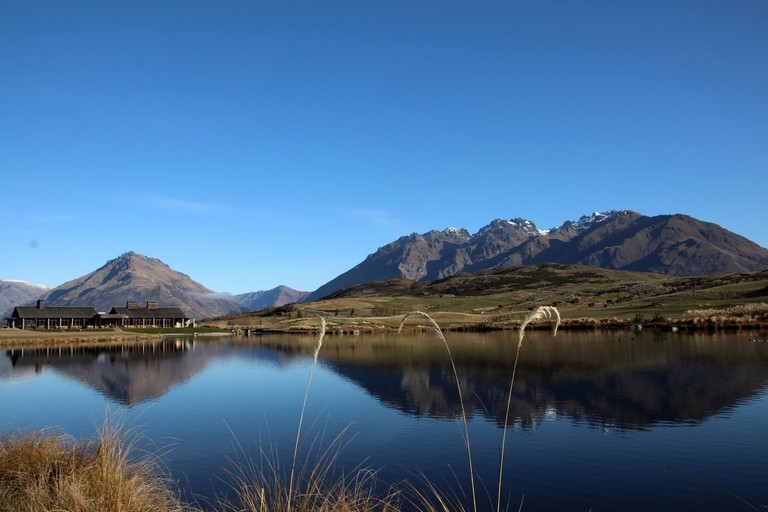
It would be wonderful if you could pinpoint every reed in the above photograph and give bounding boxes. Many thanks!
[287,316,327,512]
[496,306,560,512]
[228,315,398,512]
[217,427,399,512]
[398,311,477,512]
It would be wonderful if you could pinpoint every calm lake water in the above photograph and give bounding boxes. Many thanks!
[1,330,767,511]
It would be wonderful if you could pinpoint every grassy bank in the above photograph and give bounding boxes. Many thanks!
[202,266,768,334]
[203,302,768,335]
[0,427,190,512]
[0,328,164,349]
[0,327,230,349]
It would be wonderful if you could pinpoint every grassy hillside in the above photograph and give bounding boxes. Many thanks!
[204,264,768,332]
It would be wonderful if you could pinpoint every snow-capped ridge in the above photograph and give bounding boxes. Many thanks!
[475,217,546,238]
[1,280,48,289]
[550,209,626,233]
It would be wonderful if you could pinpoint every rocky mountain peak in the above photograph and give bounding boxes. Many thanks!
[305,209,768,300]
[550,209,635,234]
[37,252,243,319]
[443,227,471,240]
[471,218,543,244]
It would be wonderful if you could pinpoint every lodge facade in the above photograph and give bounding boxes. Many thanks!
[6,300,190,329]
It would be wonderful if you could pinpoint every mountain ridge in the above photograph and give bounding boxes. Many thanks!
[3,210,766,317]
[235,286,309,310]
[306,210,768,301]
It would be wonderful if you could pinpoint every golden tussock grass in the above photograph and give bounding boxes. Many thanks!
[0,425,190,512]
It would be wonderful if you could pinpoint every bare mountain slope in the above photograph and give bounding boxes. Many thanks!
[235,285,309,311]
[507,212,768,275]
[40,252,244,319]
[306,210,768,301]
[0,281,49,318]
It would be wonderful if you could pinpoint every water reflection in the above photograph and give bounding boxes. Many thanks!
[256,331,768,430]
[5,340,211,405]
[3,332,768,429]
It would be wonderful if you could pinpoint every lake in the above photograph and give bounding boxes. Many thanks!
[1,330,767,511]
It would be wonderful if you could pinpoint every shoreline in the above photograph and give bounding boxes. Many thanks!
[2,318,766,349]
[0,328,164,349]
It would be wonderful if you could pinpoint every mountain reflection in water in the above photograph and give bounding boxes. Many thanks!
[264,331,768,429]
[4,339,287,406]
[2,331,768,511]
[6,331,767,429]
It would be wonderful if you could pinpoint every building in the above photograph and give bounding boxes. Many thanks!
[7,300,98,329]
[108,301,189,328]
[6,300,190,329]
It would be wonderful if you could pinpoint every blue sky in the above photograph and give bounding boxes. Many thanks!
[2,1,766,294]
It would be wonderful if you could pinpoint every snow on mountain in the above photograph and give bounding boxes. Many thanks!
[550,210,626,234]
[1,280,50,319]
[2,280,48,289]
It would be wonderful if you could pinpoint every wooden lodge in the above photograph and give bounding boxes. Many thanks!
[7,300,190,329]
[8,301,97,330]
[108,301,188,328]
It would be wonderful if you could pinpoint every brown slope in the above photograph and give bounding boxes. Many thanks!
[306,228,472,301]
[41,252,244,319]
[306,219,545,302]
[509,213,768,276]
[0,281,49,318]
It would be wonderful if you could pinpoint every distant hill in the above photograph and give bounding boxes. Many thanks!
[38,252,245,319]
[0,280,49,319]
[306,210,768,301]
[235,286,309,311]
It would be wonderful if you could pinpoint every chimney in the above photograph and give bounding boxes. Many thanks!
[147,301,158,310]
[126,301,139,309]
[37,300,45,309]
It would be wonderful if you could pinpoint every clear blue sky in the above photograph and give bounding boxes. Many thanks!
[2,1,767,294]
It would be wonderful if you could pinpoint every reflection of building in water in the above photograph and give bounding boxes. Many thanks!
[5,339,207,405]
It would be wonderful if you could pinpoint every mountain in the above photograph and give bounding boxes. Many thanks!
[235,286,309,311]
[306,210,768,301]
[38,252,244,319]
[0,280,49,319]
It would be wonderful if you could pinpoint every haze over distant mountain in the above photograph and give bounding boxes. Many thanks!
[306,210,768,301]
[38,252,245,319]
[0,280,49,319]
[235,286,309,311]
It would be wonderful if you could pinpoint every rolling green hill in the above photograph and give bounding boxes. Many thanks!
[207,263,768,332]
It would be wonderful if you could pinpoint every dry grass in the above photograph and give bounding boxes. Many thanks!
[398,311,477,512]
[497,306,559,511]
[215,316,402,512]
[0,426,189,512]
[396,308,560,512]
[683,303,768,318]
[216,431,400,512]
[679,303,768,330]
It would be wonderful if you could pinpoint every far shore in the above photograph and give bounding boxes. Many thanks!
[0,328,166,349]
[3,314,767,350]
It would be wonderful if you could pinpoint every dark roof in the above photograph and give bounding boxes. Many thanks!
[109,307,187,319]
[11,306,98,319]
